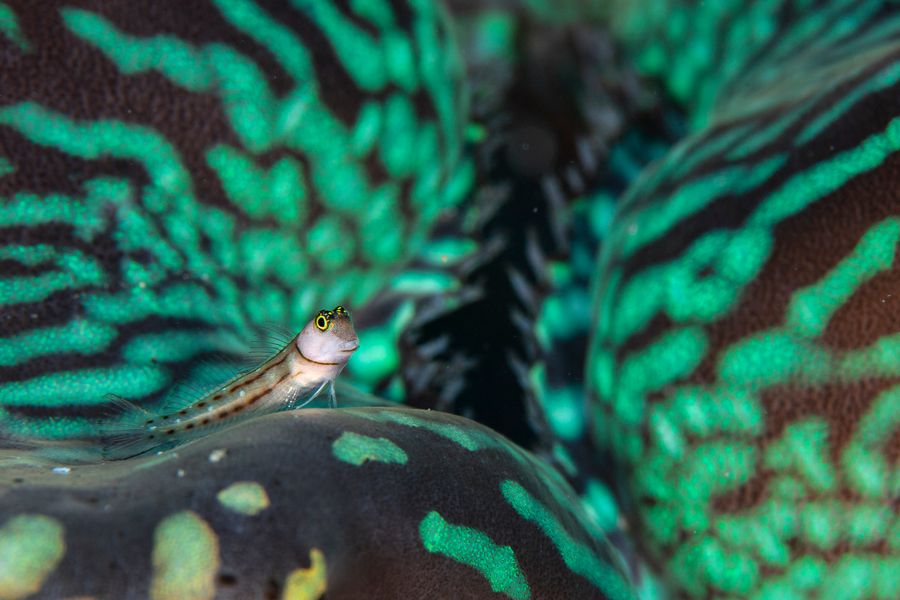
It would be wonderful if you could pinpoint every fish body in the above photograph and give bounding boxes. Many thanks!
[105,307,359,457]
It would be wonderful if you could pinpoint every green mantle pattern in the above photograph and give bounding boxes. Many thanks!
[589,1,900,597]
[0,0,473,440]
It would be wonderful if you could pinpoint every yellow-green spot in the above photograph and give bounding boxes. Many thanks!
[217,481,271,516]
[419,511,530,600]
[151,511,220,600]
[282,548,327,600]
[332,431,407,466]
[0,514,65,600]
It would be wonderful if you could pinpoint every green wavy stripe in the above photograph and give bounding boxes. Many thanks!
[500,480,634,600]
[419,511,531,600]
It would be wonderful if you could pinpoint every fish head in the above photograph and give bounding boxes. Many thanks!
[296,305,360,364]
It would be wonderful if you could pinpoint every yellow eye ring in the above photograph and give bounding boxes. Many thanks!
[315,314,329,331]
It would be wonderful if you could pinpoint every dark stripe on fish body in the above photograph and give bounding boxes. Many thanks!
[227,350,290,392]
[238,369,292,409]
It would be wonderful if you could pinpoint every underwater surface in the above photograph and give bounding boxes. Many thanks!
[0,0,898,598]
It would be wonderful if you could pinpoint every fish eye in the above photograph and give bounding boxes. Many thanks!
[315,314,329,331]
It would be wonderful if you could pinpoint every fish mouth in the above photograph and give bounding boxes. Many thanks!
[339,342,360,353]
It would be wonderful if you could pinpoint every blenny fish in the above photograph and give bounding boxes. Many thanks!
[104,306,359,458]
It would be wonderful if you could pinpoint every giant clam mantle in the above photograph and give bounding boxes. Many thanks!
[1,1,898,599]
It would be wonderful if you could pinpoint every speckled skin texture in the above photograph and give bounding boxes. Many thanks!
[0,408,631,599]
